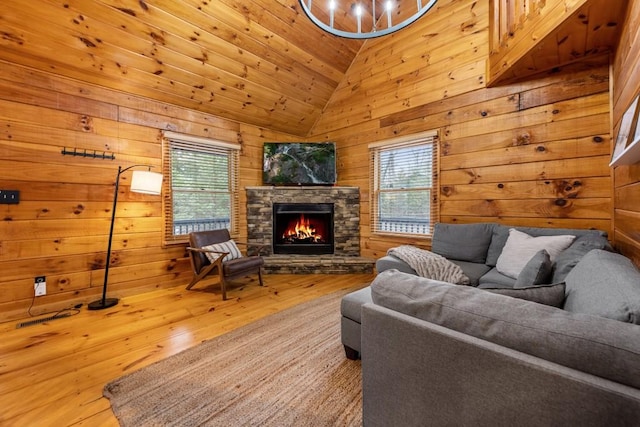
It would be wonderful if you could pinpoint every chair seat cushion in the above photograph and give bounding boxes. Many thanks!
[223,256,264,275]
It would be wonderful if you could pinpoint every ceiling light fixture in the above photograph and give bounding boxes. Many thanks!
[299,0,438,39]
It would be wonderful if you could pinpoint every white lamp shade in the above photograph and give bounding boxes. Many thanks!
[130,170,163,195]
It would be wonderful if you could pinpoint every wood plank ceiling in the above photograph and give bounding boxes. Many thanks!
[0,0,628,137]
[0,0,364,137]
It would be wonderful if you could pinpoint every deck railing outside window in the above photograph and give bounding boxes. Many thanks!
[173,218,231,236]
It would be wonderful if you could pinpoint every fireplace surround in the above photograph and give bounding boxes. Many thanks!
[246,186,374,274]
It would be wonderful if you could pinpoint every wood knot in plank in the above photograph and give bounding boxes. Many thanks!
[78,37,96,48]
[2,32,25,45]
[513,133,531,146]
[116,8,137,16]
[554,180,581,199]
[441,186,454,197]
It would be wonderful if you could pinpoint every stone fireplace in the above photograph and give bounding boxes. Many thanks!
[246,186,374,273]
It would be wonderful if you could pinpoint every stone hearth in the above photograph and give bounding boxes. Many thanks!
[246,186,374,274]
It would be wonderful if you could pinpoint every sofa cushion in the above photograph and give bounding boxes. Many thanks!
[477,268,516,288]
[551,234,613,283]
[448,260,492,287]
[514,250,552,287]
[341,286,372,323]
[564,249,640,324]
[496,229,575,279]
[484,283,566,307]
[431,223,495,263]
[370,270,640,390]
[485,226,607,267]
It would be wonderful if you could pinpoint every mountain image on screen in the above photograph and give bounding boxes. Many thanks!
[263,143,336,185]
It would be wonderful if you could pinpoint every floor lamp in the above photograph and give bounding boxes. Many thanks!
[88,165,163,310]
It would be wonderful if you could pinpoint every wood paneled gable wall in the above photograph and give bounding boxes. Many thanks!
[0,0,638,322]
[0,60,300,321]
[309,0,613,259]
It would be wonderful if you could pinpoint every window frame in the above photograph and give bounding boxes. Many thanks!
[369,130,439,238]
[162,131,241,245]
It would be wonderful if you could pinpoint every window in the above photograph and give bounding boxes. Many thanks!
[369,131,439,236]
[162,131,240,244]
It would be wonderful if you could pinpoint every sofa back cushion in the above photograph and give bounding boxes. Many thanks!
[431,222,495,263]
[370,270,640,389]
[551,234,613,283]
[485,226,607,267]
[564,249,640,324]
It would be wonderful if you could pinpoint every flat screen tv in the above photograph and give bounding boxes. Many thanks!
[263,142,337,186]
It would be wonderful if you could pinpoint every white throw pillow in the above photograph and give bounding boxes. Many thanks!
[496,229,575,279]
[202,240,243,263]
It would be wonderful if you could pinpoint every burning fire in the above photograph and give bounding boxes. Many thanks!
[282,214,323,242]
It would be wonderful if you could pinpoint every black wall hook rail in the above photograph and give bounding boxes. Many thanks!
[61,147,115,160]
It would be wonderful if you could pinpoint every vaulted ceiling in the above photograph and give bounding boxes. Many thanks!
[0,0,366,137]
[0,0,629,138]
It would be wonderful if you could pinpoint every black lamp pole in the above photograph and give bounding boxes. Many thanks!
[88,165,157,310]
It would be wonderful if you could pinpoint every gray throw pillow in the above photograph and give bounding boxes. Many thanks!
[431,223,494,263]
[551,234,613,283]
[514,249,552,287]
[370,269,640,390]
[485,283,566,308]
[564,249,640,324]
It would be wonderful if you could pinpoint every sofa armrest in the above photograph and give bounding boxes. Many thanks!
[361,303,640,427]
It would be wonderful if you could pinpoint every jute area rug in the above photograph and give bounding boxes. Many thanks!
[104,290,362,426]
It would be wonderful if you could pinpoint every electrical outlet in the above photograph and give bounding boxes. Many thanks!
[34,276,46,297]
[0,190,20,205]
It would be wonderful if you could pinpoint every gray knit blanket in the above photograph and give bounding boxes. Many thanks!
[387,245,470,285]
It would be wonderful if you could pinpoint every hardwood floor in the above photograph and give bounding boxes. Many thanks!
[0,273,374,426]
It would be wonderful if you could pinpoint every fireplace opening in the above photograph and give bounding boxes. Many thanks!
[273,203,334,255]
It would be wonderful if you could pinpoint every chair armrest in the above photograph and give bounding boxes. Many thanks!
[234,242,268,256]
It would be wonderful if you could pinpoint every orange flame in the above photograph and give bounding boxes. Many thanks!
[283,214,322,242]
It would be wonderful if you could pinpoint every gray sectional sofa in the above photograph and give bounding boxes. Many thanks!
[340,223,640,425]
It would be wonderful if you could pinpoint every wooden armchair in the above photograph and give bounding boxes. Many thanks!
[186,229,265,300]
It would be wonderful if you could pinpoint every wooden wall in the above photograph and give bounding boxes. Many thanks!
[308,0,612,260]
[0,61,296,322]
[1,0,629,322]
[611,1,640,266]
